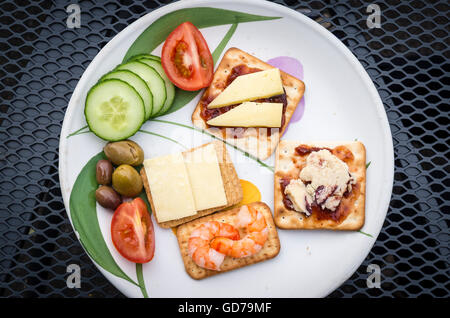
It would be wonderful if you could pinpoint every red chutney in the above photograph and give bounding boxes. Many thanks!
[200,64,288,133]
[281,144,358,223]
[312,182,360,222]
[295,144,354,163]
[279,178,296,211]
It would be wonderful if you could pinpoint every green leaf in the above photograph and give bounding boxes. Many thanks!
[136,263,148,298]
[163,88,201,116]
[138,191,152,214]
[69,152,139,287]
[163,23,239,116]
[211,23,239,63]
[122,7,281,62]
[366,161,371,169]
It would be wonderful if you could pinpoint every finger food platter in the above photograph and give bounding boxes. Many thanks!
[59,0,394,298]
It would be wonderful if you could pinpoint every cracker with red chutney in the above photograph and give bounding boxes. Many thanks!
[192,47,305,161]
[274,140,366,230]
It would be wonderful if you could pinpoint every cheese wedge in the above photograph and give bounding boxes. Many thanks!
[143,153,197,222]
[183,143,227,211]
[207,68,284,109]
[207,102,283,127]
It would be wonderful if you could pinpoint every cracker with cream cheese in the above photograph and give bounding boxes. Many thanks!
[274,141,366,230]
[192,47,305,161]
[141,141,243,228]
[176,202,280,280]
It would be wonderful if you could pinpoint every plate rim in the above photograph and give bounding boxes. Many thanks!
[59,0,394,298]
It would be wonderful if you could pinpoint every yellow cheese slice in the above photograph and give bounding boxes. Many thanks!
[207,68,284,109]
[183,143,227,211]
[144,153,197,222]
[206,102,283,127]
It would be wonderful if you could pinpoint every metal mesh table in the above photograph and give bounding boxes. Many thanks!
[0,0,448,298]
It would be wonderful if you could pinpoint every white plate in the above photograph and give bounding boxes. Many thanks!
[59,0,394,297]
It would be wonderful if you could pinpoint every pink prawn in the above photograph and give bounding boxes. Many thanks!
[210,205,268,258]
[188,221,240,271]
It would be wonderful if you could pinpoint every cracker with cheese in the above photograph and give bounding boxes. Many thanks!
[192,47,305,161]
[176,202,280,280]
[141,141,243,228]
[274,141,366,230]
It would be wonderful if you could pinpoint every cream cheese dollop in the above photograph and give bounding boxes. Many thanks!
[284,149,355,215]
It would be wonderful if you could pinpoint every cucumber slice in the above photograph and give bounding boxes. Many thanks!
[85,79,145,141]
[100,70,153,120]
[116,61,166,117]
[138,58,175,116]
[129,54,161,62]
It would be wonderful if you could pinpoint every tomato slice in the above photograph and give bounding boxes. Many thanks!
[111,198,155,263]
[161,22,214,91]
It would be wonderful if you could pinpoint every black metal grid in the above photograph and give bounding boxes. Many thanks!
[0,0,448,298]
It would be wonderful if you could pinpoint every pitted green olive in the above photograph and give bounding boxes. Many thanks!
[103,140,144,166]
[112,164,143,197]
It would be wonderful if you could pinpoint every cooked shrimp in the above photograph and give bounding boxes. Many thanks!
[188,221,240,271]
[210,205,268,258]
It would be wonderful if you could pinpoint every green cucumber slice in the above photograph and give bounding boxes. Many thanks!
[100,70,153,120]
[129,54,161,62]
[138,58,175,116]
[116,61,166,117]
[85,79,145,141]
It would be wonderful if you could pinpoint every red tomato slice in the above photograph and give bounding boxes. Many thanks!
[161,22,214,91]
[111,197,155,263]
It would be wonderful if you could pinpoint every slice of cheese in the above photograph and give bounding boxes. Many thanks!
[207,102,283,127]
[144,153,197,222]
[183,143,227,211]
[207,68,284,109]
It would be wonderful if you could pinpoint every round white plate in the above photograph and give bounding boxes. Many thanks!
[59,0,394,297]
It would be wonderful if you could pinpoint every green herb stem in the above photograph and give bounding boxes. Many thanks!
[358,230,373,238]
[151,119,275,172]
[138,129,187,149]
[67,125,89,138]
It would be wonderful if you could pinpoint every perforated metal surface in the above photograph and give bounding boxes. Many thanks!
[0,0,448,298]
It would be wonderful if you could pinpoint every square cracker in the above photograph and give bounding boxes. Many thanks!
[192,47,305,161]
[176,202,280,280]
[140,141,243,228]
[274,141,366,230]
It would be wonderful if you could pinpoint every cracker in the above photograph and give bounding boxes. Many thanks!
[141,141,243,228]
[176,202,280,280]
[274,141,366,230]
[192,47,305,160]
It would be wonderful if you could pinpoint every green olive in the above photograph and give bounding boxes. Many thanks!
[112,164,143,197]
[103,140,144,166]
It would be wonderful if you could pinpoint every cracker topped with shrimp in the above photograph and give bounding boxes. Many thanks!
[176,202,280,280]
